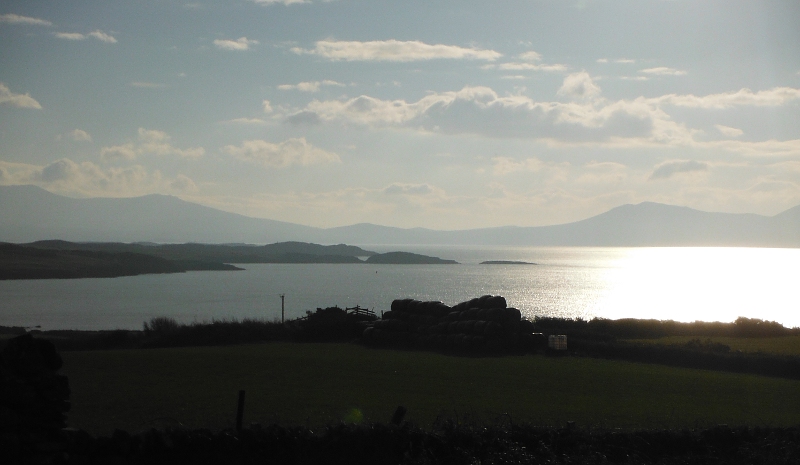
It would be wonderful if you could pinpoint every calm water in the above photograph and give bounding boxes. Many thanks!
[1,247,798,330]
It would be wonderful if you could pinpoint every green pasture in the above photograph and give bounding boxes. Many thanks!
[61,343,800,435]
[624,335,800,356]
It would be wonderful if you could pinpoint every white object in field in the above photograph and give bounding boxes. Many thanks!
[548,334,568,350]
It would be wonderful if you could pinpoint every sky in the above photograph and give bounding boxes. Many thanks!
[1,0,799,230]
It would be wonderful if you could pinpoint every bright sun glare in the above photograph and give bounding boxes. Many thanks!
[594,248,800,327]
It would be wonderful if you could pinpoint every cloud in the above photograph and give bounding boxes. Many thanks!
[278,80,345,92]
[55,30,117,43]
[100,145,137,161]
[653,87,800,109]
[55,32,86,40]
[0,159,198,197]
[222,138,340,168]
[0,13,52,26]
[557,72,601,99]
[289,83,661,142]
[715,125,743,138]
[518,51,542,62]
[640,67,687,76]
[169,174,198,192]
[69,129,92,142]
[214,37,258,51]
[100,128,205,161]
[383,183,434,196]
[491,157,568,176]
[291,39,501,62]
[262,100,274,113]
[699,139,800,158]
[649,160,709,180]
[88,30,117,43]
[486,62,567,72]
[130,82,166,88]
[283,81,798,152]
[0,83,42,109]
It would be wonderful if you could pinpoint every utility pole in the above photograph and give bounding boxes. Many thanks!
[279,294,285,323]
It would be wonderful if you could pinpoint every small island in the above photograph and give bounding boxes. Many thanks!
[480,260,537,265]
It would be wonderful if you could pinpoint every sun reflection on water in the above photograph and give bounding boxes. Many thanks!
[592,247,800,326]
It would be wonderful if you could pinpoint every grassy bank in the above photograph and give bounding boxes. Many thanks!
[62,342,800,435]
[624,335,800,356]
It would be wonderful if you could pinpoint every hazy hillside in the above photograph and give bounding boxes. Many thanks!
[1,185,798,247]
[0,185,320,244]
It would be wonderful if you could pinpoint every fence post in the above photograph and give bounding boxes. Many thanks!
[236,390,245,432]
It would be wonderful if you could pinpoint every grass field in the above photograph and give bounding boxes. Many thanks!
[624,335,800,356]
[60,342,800,435]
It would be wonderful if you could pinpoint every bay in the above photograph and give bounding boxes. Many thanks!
[1,246,798,330]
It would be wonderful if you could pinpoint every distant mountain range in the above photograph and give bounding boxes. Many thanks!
[2,185,799,247]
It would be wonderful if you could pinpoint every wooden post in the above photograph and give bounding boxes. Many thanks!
[280,294,285,323]
[236,390,245,432]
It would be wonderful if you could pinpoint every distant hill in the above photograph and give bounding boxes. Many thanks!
[0,242,240,280]
[0,185,319,244]
[1,185,798,247]
[24,240,375,263]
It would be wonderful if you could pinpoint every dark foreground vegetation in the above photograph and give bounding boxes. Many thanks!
[14,421,800,464]
[3,294,800,380]
[3,332,800,464]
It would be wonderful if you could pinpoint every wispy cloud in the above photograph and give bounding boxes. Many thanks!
[213,37,258,50]
[286,79,664,143]
[653,87,800,109]
[649,160,709,180]
[715,125,743,138]
[0,83,42,109]
[0,159,198,197]
[54,30,117,43]
[100,128,204,161]
[597,58,636,64]
[485,62,567,72]
[283,79,800,154]
[557,72,601,99]
[640,67,687,76]
[382,183,435,196]
[277,80,345,92]
[55,32,86,40]
[69,129,92,142]
[223,138,340,168]
[88,30,117,43]
[518,51,542,61]
[291,39,502,62]
[0,13,52,26]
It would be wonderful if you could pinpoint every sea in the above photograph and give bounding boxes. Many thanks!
[1,246,798,331]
